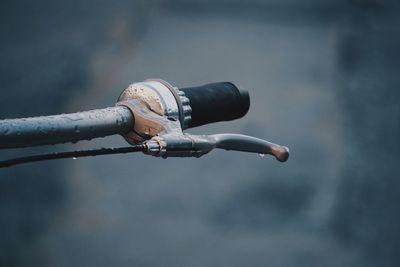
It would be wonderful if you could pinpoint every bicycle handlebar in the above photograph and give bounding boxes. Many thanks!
[0,107,134,149]
[0,80,250,149]
[0,79,290,165]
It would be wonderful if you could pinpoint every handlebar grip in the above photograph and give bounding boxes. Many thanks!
[181,82,250,128]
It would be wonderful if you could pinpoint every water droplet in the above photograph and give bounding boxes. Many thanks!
[74,126,80,133]
[259,153,265,158]
[72,157,77,160]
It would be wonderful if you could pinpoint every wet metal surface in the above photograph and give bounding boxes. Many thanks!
[0,107,133,148]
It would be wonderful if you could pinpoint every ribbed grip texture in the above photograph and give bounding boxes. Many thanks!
[181,82,250,128]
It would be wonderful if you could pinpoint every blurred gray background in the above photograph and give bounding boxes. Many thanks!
[1,0,399,266]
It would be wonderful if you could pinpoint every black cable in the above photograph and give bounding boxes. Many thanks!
[0,145,145,168]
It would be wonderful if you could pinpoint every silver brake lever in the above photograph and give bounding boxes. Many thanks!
[143,133,289,162]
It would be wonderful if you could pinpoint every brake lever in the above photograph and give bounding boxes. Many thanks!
[144,133,289,162]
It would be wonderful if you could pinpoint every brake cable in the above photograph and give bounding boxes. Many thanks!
[0,79,289,168]
[0,145,145,168]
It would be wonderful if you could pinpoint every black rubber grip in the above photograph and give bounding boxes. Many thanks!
[181,82,250,128]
